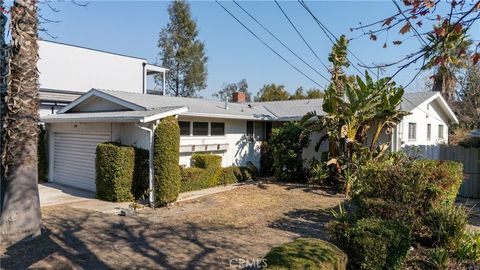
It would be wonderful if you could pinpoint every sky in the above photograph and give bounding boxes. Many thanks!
[4,0,480,99]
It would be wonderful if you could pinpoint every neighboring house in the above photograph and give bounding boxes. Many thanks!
[41,88,458,192]
[391,91,458,150]
[37,40,167,116]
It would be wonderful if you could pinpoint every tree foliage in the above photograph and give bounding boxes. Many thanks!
[453,63,480,130]
[351,0,480,89]
[158,0,208,97]
[289,87,324,100]
[255,83,290,102]
[213,78,251,102]
[302,36,408,191]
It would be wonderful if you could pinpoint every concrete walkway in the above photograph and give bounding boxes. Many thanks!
[39,182,244,214]
[39,183,131,214]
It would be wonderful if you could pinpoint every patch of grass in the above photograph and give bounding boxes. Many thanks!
[263,238,347,270]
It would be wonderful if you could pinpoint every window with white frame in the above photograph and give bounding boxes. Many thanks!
[408,123,416,140]
[438,124,444,139]
[246,121,254,139]
[427,124,431,141]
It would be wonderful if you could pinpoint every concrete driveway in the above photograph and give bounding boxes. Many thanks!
[39,182,94,207]
[38,183,131,214]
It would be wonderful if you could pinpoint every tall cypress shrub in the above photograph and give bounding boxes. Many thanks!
[154,116,181,205]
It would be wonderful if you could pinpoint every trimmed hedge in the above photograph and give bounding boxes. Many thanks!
[263,238,347,270]
[181,153,222,192]
[154,116,181,205]
[191,153,222,169]
[96,142,135,202]
[220,166,239,185]
[330,218,411,270]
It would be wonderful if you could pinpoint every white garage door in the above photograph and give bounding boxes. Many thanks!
[53,132,110,191]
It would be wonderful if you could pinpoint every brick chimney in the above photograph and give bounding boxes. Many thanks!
[232,92,246,103]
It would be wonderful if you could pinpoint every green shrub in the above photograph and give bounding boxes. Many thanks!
[154,116,181,205]
[220,167,240,185]
[239,166,255,181]
[132,147,149,199]
[456,231,480,263]
[308,160,329,185]
[37,124,48,183]
[180,167,212,192]
[331,218,411,270]
[427,248,449,270]
[352,159,463,235]
[263,238,347,270]
[191,153,222,169]
[95,142,135,202]
[269,121,309,181]
[424,204,467,249]
[180,154,222,192]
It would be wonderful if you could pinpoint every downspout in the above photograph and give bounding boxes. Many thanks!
[137,123,155,208]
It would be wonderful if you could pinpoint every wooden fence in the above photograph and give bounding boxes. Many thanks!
[403,145,480,198]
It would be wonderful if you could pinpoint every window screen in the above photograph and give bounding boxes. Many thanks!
[211,122,225,136]
[179,121,190,136]
[193,122,208,136]
[246,121,254,138]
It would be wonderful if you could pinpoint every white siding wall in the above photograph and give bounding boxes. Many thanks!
[177,116,261,168]
[399,100,450,147]
[38,41,145,93]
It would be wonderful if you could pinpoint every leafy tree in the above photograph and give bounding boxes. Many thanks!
[302,37,408,192]
[158,0,208,97]
[255,83,290,102]
[289,87,306,100]
[289,87,324,100]
[453,63,480,130]
[213,78,251,102]
[306,88,324,99]
[1,0,42,244]
[423,24,472,103]
[351,1,479,91]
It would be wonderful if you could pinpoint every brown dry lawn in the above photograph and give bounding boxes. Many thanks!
[0,182,344,270]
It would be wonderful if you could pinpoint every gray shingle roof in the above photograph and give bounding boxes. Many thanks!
[94,89,276,120]
[400,91,438,111]
[254,99,324,120]
[41,106,185,123]
[39,90,82,103]
[48,89,439,123]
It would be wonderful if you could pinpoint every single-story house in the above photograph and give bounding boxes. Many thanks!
[41,88,458,195]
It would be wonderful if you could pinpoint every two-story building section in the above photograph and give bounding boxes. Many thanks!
[38,40,167,116]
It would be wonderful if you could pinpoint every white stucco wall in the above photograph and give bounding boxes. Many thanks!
[38,41,145,93]
[398,99,450,147]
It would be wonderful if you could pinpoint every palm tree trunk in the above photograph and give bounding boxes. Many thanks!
[1,0,41,244]
[1,0,8,193]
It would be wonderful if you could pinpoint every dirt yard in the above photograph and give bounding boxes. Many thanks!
[0,183,344,270]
